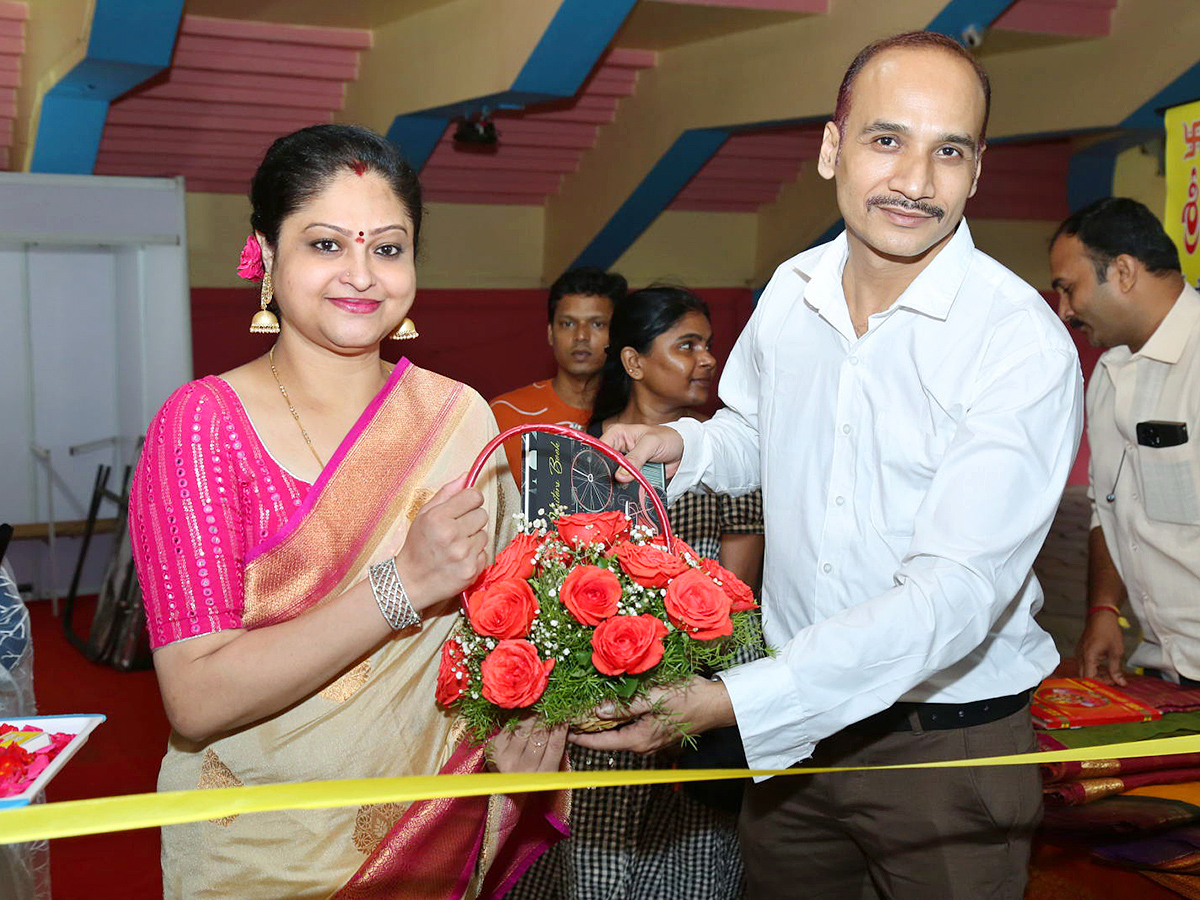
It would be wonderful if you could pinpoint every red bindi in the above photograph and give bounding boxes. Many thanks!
[355,231,365,243]
[351,160,367,176]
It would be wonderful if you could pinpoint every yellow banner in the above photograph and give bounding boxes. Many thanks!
[1,734,1199,845]
[1165,98,1200,289]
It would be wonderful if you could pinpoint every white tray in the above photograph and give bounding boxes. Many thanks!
[0,714,106,809]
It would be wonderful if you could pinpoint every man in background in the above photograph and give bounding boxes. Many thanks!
[1050,197,1200,686]
[490,266,626,486]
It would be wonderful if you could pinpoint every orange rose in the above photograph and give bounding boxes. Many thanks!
[664,568,733,640]
[559,564,622,626]
[471,532,541,593]
[480,639,555,708]
[614,541,689,589]
[466,578,539,639]
[435,639,467,707]
[700,559,758,612]
[556,511,630,550]
[591,614,668,676]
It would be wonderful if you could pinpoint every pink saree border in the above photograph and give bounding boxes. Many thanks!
[243,357,412,565]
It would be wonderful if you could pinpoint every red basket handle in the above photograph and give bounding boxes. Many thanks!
[463,424,675,601]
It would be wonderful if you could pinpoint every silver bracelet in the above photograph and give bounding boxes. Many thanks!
[368,558,421,631]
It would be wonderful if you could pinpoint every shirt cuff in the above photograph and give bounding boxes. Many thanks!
[663,418,707,503]
[718,655,816,777]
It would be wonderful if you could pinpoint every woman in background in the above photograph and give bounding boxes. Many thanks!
[509,285,765,900]
[129,124,566,900]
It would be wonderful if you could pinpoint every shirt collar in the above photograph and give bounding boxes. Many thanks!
[793,219,975,327]
[1133,284,1200,365]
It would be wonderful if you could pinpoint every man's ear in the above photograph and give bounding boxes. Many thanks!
[546,322,554,348]
[620,346,642,380]
[1112,253,1139,293]
[816,121,840,181]
[967,141,985,199]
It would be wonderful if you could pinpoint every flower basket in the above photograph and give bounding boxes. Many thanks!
[437,425,759,739]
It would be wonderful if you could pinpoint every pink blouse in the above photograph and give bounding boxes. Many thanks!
[129,377,310,649]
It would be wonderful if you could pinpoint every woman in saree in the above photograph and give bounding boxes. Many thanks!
[128,124,567,900]
[509,287,764,900]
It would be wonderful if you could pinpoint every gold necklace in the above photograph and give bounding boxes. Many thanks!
[268,346,325,469]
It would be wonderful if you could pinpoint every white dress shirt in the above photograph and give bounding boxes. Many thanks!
[668,221,1083,771]
[1087,284,1200,681]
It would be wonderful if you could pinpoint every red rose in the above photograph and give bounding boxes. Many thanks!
[535,537,573,572]
[559,564,622,626]
[466,578,539,639]
[700,559,758,612]
[471,532,541,593]
[480,639,555,708]
[556,511,630,550]
[664,568,733,640]
[591,614,668,676]
[651,537,700,565]
[436,639,467,707]
[614,541,689,589]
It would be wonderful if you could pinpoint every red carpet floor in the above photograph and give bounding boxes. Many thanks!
[27,597,168,899]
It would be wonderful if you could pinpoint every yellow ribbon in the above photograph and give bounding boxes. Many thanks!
[2,734,1198,845]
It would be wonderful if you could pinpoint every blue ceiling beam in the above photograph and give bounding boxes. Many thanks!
[1065,60,1200,211]
[387,0,637,169]
[925,0,1016,42]
[30,0,185,174]
[570,128,731,270]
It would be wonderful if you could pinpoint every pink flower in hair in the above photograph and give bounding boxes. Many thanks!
[236,235,265,280]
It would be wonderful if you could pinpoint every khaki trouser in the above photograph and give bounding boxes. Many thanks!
[739,705,1041,900]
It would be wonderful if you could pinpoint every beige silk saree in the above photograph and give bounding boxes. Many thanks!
[158,360,567,899]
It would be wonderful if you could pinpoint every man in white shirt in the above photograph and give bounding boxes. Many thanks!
[1050,198,1200,687]
[575,31,1082,899]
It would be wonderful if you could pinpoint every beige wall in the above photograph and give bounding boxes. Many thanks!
[1113,141,1166,219]
[969,219,1059,292]
[613,209,757,287]
[185,192,547,289]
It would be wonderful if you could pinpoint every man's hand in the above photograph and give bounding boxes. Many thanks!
[599,424,685,483]
[1077,610,1127,686]
[569,676,735,754]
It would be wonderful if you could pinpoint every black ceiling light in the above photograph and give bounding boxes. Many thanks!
[453,115,499,152]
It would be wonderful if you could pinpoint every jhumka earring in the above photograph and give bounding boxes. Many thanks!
[390,317,418,340]
[249,271,280,334]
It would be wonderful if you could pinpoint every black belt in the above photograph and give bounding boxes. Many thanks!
[843,689,1032,735]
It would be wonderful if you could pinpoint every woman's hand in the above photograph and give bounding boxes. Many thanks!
[488,719,568,773]
[395,474,490,612]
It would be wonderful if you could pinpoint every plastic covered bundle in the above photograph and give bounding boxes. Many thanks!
[0,559,51,900]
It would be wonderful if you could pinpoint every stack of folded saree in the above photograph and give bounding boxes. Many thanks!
[1035,675,1200,897]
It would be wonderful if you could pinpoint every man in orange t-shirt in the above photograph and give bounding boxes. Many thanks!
[490,266,627,487]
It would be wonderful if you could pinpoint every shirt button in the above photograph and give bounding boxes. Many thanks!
[842,424,851,434]
[849,356,859,366]
[822,563,832,573]
[835,496,845,506]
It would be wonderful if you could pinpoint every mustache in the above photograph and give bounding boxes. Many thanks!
[1067,317,1086,330]
[866,195,945,221]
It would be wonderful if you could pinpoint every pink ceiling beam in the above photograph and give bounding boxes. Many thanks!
[667,123,822,211]
[179,15,371,49]
[425,191,553,206]
[94,14,368,188]
[421,45,657,207]
[992,0,1117,38]
[0,0,23,171]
